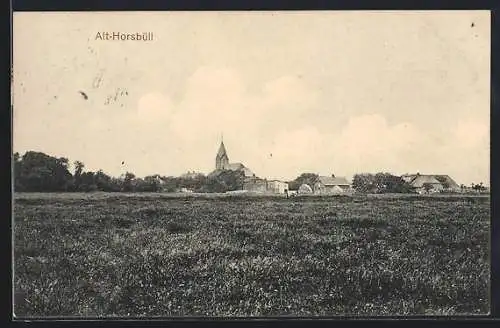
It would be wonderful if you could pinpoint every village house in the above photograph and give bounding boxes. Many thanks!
[266,180,289,194]
[243,177,268,193]
[313,175,352,194]
[401,173,460,194]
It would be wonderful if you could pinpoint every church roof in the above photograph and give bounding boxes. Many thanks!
[227,163,254,177]
[227,163,244,170]
[217,141,228,158]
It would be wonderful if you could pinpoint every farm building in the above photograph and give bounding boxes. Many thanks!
[313,175,352,194]
[267,180,289,194]
[298,184,313,194]
[243,178,289,194]
[243,177,268,193]
[401,173,460,194]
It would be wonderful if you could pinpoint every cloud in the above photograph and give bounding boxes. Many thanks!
[136,92,173,123]
[323,114,421,175]
[68,66,322,177]
[14,58,490,185]
[59,66,488,186]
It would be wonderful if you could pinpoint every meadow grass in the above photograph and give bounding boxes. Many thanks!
[13,193,490,317]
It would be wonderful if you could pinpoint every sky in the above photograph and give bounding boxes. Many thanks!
[12,11,490,185]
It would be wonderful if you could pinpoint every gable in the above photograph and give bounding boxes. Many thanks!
[409,175,442,188]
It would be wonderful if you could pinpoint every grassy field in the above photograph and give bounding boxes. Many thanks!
[13,193,490,317]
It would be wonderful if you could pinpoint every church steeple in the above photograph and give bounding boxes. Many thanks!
[215,136,229,170]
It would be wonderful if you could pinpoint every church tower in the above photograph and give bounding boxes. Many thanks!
[215,138,229,170]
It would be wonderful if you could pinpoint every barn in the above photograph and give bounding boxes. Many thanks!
[313,175,351,194]
[401,173,460,194]
[267,180,289,194]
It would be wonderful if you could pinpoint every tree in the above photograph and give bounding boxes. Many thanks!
[374,173,413,193]
[79,171,98,192]
[58,157,69,170]
[161,176,179,192]
[352,173,376,193]
[122,172,136,192]
[204,170,245,193]
[353,172,413,194]
[73,160,85,191]
[92,169,122,192]
[13,152,24,191]
[74,161,85,177]
[14,151,73,191]
[472,182,486,193]
[138,175,162,192]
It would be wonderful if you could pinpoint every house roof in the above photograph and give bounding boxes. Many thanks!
[408,175,442,188]
[402,174,460,189]
[269,179,288,184]
[317,176,350,186]
[434,175,460,189]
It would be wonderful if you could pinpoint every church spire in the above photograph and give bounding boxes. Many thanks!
[216,134,229,170]
[217,139,227,158]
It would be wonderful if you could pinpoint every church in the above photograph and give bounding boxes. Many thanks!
[210,139,289,194]
[213,139,255,178]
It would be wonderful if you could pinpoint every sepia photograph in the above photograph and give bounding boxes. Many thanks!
[12,11,490,317]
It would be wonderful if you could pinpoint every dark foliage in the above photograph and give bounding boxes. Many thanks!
[14,151,73,192]
[352,173,414,194]
[14,151,183,193]
[204,170,245,193]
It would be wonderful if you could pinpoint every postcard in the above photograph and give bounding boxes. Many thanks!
[12,11,491,318]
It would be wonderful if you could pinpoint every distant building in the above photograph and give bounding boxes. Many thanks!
[298,183,313,194]
[267,180,289,194]
[313,175,351,194]
[243,177,268,193]
[401,173,460,194]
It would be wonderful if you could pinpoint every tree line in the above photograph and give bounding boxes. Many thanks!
[13,150,486,194]
[13,151,245,193]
